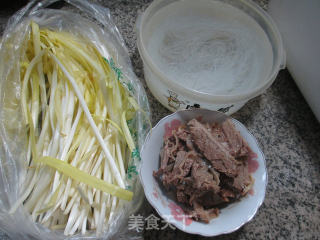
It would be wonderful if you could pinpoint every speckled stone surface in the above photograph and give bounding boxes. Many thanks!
[0,0,319,239]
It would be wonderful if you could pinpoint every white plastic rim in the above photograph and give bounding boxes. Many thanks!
[137,0,286,105]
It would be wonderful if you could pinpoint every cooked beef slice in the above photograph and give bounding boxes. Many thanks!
[188,119,238,177]
[219,163,251,195]
[221,119,251,157]
[160,135,176,168]
[165,151,196,187]
[188,201,219,223]
[175,177,195,204]
[191,158,220,194]
[209,167,220,185]
[197,191,225,208]
[233,162,251,194]
[220,188,236,202]
[176,126,195,151]
[154,118,254,223]
[210,122,230,149]
[154,131,182,178]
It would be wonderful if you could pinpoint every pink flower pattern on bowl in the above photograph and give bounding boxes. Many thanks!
[168,201,193,226]
[164,119,181,138]
[248,151,259,174]
[153,190,159,199]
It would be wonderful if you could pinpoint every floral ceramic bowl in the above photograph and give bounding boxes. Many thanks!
[139,109,267,236]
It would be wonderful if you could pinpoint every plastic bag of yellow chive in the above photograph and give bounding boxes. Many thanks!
[0,0,150,239]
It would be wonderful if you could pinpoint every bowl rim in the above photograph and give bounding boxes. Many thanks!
[136,0,285,104]
[139,109,268,236]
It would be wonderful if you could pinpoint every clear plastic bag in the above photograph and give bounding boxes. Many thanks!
[0,0,150,239]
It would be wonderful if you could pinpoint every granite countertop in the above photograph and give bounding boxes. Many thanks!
[0,0,319,239]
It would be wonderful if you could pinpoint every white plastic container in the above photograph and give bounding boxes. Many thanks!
[137,0,286,114]
[269,0,320,122]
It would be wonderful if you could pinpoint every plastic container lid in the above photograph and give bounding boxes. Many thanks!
[137,0,286,104]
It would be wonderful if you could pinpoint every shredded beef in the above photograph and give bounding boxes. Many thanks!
[188,201,219,223]
[176,126,195,151]
[221,120,251,157]
[153,118,254,223]
[188,119,238,177]
[191,158,220,194]
[233,162,252,194]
